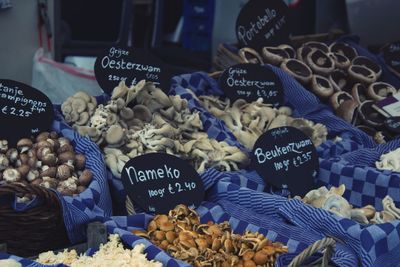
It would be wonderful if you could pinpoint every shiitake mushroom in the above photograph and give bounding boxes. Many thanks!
[280,59,313,84]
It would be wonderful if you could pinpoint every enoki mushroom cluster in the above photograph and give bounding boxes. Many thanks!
[62,81,248,174]
[133,204,288,267]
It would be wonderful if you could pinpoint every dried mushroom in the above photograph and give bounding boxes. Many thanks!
[198,96,328,148]
[302,185,400,224]
[62,81,248,175]
[133,205,288,267]
[0,133,93,200]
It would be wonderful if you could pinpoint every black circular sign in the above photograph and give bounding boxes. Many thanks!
[251,126,319,197]
[0,80,54,145]
[385,116,400,134]
[218,63,284,106]
[121,153,205,214]
[382,42,400,74]
[94,46,177,95]
[236,0,290,51]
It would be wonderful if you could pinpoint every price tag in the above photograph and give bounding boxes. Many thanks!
[218,63,283,105]
[385,116,400,134]
[94,46,182,95]
[0,80,54,144]
[236,0,290,51]
[251,126,318,196]
[121,153,205,214]
[383,42,400,75]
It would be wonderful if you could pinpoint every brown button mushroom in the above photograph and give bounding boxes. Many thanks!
[57,164,71,180]
[75,154,86,170]
[330,91,353,110]
[280,59,313,84]
[16,138,33,153]
[42,153,57,166]
[3,168,21,182]
[329,52,351,69]
[336,100,359,124]
[352,56,382,80]
[367,82,397,101]
[329,42,358,61]
[306,49,335,75]
[58,151,76,164]
[352,83,368,104]
[40,166,57,178]
[358,100,385,128]
[17,164,30,178]
[311,75,334,99]
[348,65,377,84]
[26,169,40,182]
[261,47,290,65]
[78,169,93,186]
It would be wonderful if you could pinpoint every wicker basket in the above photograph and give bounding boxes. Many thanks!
[0,182,70,257]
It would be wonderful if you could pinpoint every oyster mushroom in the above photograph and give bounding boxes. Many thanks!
[306,49,335,75]
[358,100,385,128]
[132,105,152,122]
[105,125,125,146]
[329,42,358,61]
[352,56,382,80]
[75,112,90,126]
[336,100,359,124]
[71,97,87,113]
[367,82,397,101]
[382,195,400,219]
[371,211,396,224]
[311,74,334,99]
[280,59,313,84]
[330,91,353,110]
[322,194,352,218]
[348,65,377,84]
[261,46,289,65]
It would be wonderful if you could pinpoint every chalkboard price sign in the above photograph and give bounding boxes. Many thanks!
[383,42,400,75]
[0,80,54,144]
[94,46,178,95]
[218,63,283,105]
[236,0,290,51]
[385,116,400,134]
[121,153,205,214]
[251,126,318,196]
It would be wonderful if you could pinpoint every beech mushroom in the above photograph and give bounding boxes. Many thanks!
[329,70,349,92]
[261,46,289,65]
[306,49,335,75]
[367,82,397,101]
[348,65,377,84]
[352,83,368,104]
[352,56,382,80]
[330,91,353,110]
[329,42,358,60]
[358,100,385,128]
[280,59,313,84]
[311,75,334,99]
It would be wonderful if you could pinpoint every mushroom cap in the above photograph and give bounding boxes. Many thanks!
[71,98,87,113]
[278,44,296,58]
[348,65,377,84]
[133,105,152,123]
[40,166,57,178]
[16,138,33,150]
[261,46,289,65]
[352,56,382,79]
[306,49,335,75]
[304,41,330,53]
[336,100,359,124]
[3,168,21,182]
[238,47,264,64]
[329,70,349,92]
[351,83,368,104]
[330,91,353,110]
[311,74,334,99]
[75,112,90,126]
[79,169,93,186]
[280,59,313,84]
[358,100,385,128]
[105,125,125,145]
[57,164,71,180]
[329,42,358,60]
[296,45,313,62]
[75,154,86,170]
[329,52,351,69]
[120,107,134,120]
[74,92,92,103]
[367,82,397,101]
[58,151,76,164]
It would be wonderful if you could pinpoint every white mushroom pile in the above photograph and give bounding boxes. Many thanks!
[61,81,248,175]
[0,132,93,199]
[36,234,162,267]
[300,184,400,224]
[197,96,328,149]
[376,148,400,172]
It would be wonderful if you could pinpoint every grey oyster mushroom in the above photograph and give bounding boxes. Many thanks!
[63,81,249,174]
[375,148,400,172]
[198,95,328,149]
[62,91,98,124]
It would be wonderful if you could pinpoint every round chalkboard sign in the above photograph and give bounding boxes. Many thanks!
[0,80,54,144]
[382,42,400,75]
[251,126,319,196]
[94,46,177,95]
[385,116,400,134]
[218,63,283,105]
[121,153,205,214]
[236,0,290,51]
